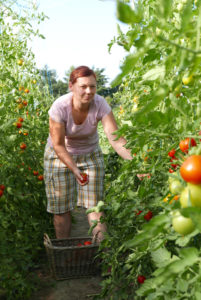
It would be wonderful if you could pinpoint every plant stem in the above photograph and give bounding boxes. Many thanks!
[196,6,201,51]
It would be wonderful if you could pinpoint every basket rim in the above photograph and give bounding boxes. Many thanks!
[44,235,99,250]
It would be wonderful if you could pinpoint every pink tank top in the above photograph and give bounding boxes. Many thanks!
[47,92,111,154]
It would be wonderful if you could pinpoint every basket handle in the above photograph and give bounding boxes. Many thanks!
[44,233,52,246]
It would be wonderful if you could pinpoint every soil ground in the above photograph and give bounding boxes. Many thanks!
[31,207,103,300]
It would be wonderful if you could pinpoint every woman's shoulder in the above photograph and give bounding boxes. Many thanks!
[94,94,108,106]
[52,92,72,108]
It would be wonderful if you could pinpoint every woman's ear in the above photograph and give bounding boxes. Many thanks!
[69,81,73,91]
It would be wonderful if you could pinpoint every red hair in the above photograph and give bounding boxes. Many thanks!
[69,66,96,84]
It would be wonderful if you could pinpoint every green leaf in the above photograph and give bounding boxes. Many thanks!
[137,247,199,296]
[181,1,193,32]
[160,0,173,18]
[176,278,188,292]
[151,247,171,268]
[133,87,168,121]
[124,214,170,248]
[142,65,165,81]
[116,1,142,24]
[111,51,145,87]
[176,229,199,247]
[143,49,161,64]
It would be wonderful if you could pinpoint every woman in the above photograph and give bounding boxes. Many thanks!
[44,66,132,242]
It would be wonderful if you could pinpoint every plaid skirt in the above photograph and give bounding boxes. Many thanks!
[43,144,105,214]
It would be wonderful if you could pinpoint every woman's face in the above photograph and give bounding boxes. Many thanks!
[69,75,97,104]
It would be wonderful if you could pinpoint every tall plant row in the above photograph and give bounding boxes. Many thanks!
[93,0,201,299]
[0,1,54,298]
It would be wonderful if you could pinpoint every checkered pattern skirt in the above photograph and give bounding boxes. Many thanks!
[43,145,105,214]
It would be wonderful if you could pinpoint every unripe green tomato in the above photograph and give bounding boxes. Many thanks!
[186,183,201,207]
[180,187,190,208]
[172,211,195,235]
[169,180,183,194]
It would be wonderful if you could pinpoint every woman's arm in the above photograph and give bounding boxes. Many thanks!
[101,111,133,160]
[49,117,86,184]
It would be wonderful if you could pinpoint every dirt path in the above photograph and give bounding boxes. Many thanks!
[31,208,102,300]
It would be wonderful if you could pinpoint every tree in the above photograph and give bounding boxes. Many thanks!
[39,65,68,98]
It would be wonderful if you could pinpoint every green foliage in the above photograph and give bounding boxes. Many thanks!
[93,0,201,299]
[0,1,53,298]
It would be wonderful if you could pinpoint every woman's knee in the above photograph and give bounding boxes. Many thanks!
[54,211,71,224]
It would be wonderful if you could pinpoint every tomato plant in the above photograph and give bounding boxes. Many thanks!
[96,1,201,299]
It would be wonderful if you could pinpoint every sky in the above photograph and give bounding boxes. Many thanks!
[29,0,128,84]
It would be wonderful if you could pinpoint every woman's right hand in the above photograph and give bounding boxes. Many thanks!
[74,168,89,186]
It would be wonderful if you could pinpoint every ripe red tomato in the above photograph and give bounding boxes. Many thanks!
[180,155,201,184]
[80,173,88,183]
[23,101,28,106]
[20,143,27,150]
[33,171,39,176]
[169,168,174,173]
[179,138,197,153]
[136,210,143,215]
[168,149,176,157]
[0,189,4,197]
[16,122,22,128]
[172,211,195,235]
[38,175,44,181]
[84,241,92,246]
[77,243,83,247]
[137,275,146,284]
[18,117,24,122]
[144,211,153,221]
[0,185,5,190]
[171,163,179,169]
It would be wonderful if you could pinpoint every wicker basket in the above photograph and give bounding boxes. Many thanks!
[44,233,101,280]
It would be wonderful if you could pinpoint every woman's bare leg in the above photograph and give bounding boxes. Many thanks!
[53,211,72,239]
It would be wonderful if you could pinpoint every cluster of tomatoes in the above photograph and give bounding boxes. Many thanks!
[17,163,44,181]
[0,184,5,198]
[168,137,197,173]
[15,64,36,150]
[136,209,153,221]
[16,84,30,110]
[30,169,44,181]
[167,137,201,235]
